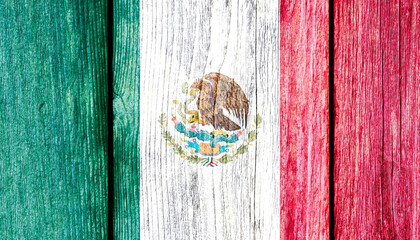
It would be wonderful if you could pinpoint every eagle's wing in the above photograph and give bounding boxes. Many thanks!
[214,75,249,128]
[196,81,216,126]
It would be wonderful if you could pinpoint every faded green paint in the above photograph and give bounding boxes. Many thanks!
[113,0,141,239]
[0,0,109,239]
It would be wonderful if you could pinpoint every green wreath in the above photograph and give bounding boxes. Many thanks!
[158,113,262,166]
[158,81,262,166]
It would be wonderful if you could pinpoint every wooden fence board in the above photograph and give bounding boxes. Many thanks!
[280,0,330,239]
[334,1,383,238]
[400,2,420,237]
[139,0,279,239]
[334,0,420,238]
[255,0,280,239]
[113,0,141,239]
[0,1,109,238]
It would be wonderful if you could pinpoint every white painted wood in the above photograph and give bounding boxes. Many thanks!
[255,1,280,239]
[140,0,280,239]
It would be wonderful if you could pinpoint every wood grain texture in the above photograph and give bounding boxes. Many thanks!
[280,0,330,239]
[334,0,420,238]
[400,1,420,238]
[255,1,280,239]
[113,0,141,239]
[0,1,109,238]
[140,0,279,239]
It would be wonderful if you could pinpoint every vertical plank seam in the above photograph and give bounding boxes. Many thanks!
[380,0,386,236]
[329,0,335,239]
[278,2,282,239]
[398,1,402,234]
[106,0,114,238]
[253,1,258,240]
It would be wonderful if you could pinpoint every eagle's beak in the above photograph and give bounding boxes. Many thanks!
[188,88,199,97]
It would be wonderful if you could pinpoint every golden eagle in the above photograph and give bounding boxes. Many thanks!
[188,73,249,131]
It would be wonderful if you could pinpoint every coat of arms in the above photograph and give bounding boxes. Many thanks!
[159,73,262,167]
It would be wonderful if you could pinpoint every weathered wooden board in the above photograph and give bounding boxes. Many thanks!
[280,0,330,239]
[139,0,279,239]
[400,1,420,238]
[0,1,109,238]
[113,0,141,239]
[334,0,420,238]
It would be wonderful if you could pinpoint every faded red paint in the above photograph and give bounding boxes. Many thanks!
[280,0,330,239]
[334,0,420,239]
